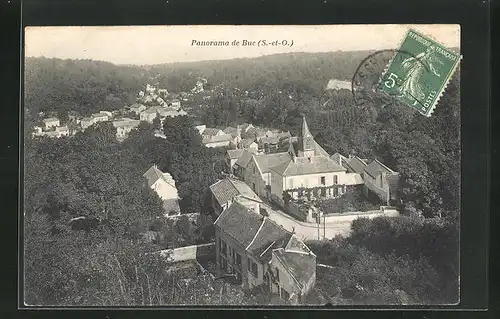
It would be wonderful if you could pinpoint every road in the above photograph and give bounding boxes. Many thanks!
[260,202,352,241]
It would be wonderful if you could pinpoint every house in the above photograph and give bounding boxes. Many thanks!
[140,107,160,123]
[158,108,187,119]
[331,153,364,188]
[80,117,95,130]
[168,99,181,109]
[202,128,224,137]
[226,149,245,173]
[55,125,70,137]
[99,110,113,118]
[91,113,109,123]
[268,117,348,205]
[202,134,234,148]
[239,138,258,152]
[215,201,316,303]
[195,125,206,135]
[258,136,280,153]
[143,165,181,216]
[130,103,147,115]
[42,117,60,130]
[209,178,262,216]
[362,159,400,205]
[112,118,141,140]
[239,151,292,198]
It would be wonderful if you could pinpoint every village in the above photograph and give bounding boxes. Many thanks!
[31,75,404,304]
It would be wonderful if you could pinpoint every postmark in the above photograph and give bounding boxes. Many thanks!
[378,29,461,117]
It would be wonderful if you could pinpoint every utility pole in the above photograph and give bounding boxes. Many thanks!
[323,213,326,239]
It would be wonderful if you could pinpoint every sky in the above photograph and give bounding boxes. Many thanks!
[25,25,460,65]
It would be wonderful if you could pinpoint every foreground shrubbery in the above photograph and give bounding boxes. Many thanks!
[316,187,380,214]
[306,215,459,305]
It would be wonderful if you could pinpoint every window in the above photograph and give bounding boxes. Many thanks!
[248,258,258,277]
[333,175,338,184]
[320,176,326,185]
[235,253,242,269]
[220,239,227,256]
[281,287,290,300]
[275,268,280,281]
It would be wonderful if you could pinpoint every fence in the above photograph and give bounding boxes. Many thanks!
[322,206,399,224]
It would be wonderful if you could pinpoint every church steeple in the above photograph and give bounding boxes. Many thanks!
[298,116,316,158]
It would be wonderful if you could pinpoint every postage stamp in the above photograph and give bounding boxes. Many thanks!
[379,29,461,117]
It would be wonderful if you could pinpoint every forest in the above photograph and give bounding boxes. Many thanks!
[24,51,460,305]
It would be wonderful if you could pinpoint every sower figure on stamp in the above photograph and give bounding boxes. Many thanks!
[398,46,443,106]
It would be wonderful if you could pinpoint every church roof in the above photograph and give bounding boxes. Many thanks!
[297,116,330,157]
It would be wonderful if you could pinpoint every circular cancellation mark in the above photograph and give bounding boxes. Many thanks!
[351,49,430,109]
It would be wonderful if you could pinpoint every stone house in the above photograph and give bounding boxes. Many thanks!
[214,201,316,304]
[202,134,234,148]
[236,150,292,198]
[130,103,147,115]
[143,165,181,216]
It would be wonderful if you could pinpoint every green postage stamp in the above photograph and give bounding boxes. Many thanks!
[379,29,461,117]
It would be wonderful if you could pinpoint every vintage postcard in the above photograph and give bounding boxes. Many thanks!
[23,25,460,307]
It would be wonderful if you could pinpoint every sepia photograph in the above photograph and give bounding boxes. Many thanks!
[23,25,461,307]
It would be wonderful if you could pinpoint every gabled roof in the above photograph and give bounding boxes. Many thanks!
[235,149,256,168]
[202,128,223,136]
[112,118,140,128]
[364,159,395,179]
[81,117,93,122]
[258,136,279,145]
[143,165,176,188]
[227,149,245,160]
[254,152,292,174]
[214,201,263,248]
[344,173,364,185]
[209,178,259,207]
[331,152,348,166]
[270,156,346,177]
[273,248,316,290]
[246,218,292,263]
[142,106,161,114]
[223,127,238,134]
[346,156,368,174]
[202,134,233,144]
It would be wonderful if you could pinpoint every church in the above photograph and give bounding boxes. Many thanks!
[268,116,356,205]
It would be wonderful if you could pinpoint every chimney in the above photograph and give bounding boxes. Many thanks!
[254,201,260,215]
[339,155,342,166]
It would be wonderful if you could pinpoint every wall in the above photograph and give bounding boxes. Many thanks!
[152,179,179,201]
[215,225,250,289]
[157,242,215,263]
[205,140,231,148]
[270,171,284,205]
[364,174,389,204]
[247,254,266,289]
[322,207,399,223]
[245,158,266,196]
[269,253,302,300]
[285,171,347,190]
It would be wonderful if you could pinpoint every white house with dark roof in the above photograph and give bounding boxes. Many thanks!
[143,165,181,216]
[214,201,316,304]
[209,178,262,216]
[268,117,348,205]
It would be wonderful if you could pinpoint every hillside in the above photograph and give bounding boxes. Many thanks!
[24,51,375,116]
